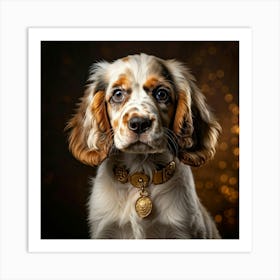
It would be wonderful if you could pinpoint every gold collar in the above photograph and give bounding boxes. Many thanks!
[113,161,176,218]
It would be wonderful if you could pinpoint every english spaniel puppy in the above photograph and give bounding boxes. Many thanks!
[67,53,221,239]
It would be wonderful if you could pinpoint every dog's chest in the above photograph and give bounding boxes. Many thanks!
[90,177,188,238]
[88,160,197,238]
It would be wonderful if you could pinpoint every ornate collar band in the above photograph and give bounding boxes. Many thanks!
[113,160,176,218]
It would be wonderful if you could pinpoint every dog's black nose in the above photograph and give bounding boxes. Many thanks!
[128,117,152,134]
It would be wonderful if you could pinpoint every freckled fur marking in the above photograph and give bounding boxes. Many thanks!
[112,75,131,89]
[122,111,143,127]
[122,56,130,62]
[122,112,129,128]
[112,119,119,129]
[143,76,160,91]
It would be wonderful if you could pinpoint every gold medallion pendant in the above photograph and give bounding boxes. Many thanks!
[135,196,152,218]
[130,173,153,218]
[113,161,176,219]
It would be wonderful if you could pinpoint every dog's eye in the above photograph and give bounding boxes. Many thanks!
[153,88,170,103]
[111,89,125,103]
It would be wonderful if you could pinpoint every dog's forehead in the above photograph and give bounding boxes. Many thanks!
[107,54,164,85]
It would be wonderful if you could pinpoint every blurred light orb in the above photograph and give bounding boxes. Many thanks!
[224,93,233,103]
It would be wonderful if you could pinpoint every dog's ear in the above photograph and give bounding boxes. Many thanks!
[66,62,113,167]
[167,60,221,167]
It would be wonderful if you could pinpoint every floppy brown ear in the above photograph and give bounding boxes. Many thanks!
[66,63,113,166]
[168,61,221,167]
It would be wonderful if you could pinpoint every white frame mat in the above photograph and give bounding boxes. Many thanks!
[28,27,252,253]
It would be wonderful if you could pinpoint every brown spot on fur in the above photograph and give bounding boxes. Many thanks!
[122,56,130,62]
[143,76,160,91]
[122,109,141,127]
[112,74,131,89]
[112,119,119,129]
[122,112,130,127]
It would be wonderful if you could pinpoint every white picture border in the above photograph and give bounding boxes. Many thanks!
[1,1,279,279]
[28,27,252,253]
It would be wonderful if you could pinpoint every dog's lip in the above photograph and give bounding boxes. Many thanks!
[124,141,151,149]
[121,141,160,153]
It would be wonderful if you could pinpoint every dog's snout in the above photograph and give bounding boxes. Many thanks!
[128,117,152,134]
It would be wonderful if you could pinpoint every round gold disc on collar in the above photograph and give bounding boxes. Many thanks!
[129,173,149,188]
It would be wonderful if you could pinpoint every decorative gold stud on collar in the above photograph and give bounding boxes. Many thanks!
[113,160,176,218]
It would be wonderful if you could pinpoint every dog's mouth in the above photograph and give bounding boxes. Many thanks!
[121,141,165,154]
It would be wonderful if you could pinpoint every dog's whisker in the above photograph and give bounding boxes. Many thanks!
[164,128,179,157]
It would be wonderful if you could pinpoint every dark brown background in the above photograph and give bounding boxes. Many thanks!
[41,41,239,239]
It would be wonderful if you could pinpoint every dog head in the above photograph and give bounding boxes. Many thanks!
[66,53,221,167]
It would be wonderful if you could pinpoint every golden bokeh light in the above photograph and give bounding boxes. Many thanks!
[201,83,211,94]
[220,185,229,194]
[218,160,227,169]
[231,106,239,116]
[228,102,237,110]
[214,214,223,223]
[220,185,239,203]
[224,93,233,103]
[229,177,238,186]
[208,72,216,81]
[216,70,224,79]
[219,142,228,151]
[231,125,239,135]
[220,174,229,183]
[224,208,236,218]
[233,147,239,156]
